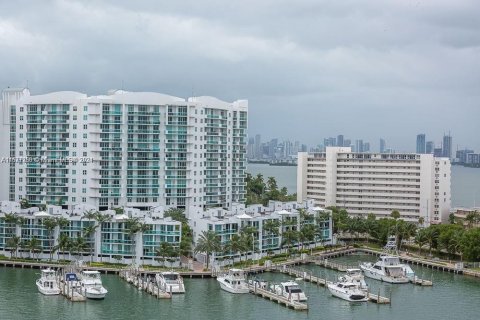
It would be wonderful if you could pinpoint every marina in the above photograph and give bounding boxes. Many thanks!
[2,253,479,320]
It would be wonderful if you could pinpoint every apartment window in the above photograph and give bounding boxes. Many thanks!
[83,115,87,121]
[72,179,76,183]
[83,125,88,130]
[83,143,87,148]
[82,197,86,203]
[82,188,86,193]
[82,170,87,175]
[20,107,24,112]
[73,143,77,147]
[72,188,76,192]
[83,133,87,139]
[73,115,77,120]
[72,197,76,202]
[73,106,77,111]
[83,106,88,112]
[82,179,86,184]
[73,125,77,130]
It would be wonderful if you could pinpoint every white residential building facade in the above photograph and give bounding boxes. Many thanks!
[4,89,247,211]
[297,147,451,225]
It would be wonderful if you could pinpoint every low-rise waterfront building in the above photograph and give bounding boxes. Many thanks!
[190,200,333,266]
[0,201,181,266]
[297,147,451,225]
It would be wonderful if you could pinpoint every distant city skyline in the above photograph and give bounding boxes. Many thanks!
[1,1,479,153]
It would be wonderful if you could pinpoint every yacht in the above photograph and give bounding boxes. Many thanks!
[79,270,108,299]
[36,269,60,295]
[339,268,369,292]
[217,269,250,294]
[155,271,185,294]
[360,255,409,283]
[271,281,307,302]
[327,280,368,302]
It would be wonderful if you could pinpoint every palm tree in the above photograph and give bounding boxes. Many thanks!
[155,242,177,267]
[81,209,98,221]
[124,217,141,265]
[224,234,244,264]
[94,212,111,262]
[281,229,298,256]
[390,210,401,220]
[418,216,425,227]
[6,235,21,258]
[72,236,87,261]
[58,233,71,261]
[425,227,439,256]
[82,224,98,263]
[194,230,221,269]
[299,224,315,250]
[27,237,41,260]
[414,229,428,254]
[465,212,478,229]
[42,217,57,261]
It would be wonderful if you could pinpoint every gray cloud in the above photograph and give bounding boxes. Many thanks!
[1,0,479,151]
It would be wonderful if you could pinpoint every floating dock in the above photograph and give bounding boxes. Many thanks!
[119,269,171,299]
[248,282,308,311]
[271,265,390,304]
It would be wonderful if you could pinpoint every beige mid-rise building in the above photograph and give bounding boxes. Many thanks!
[297,147,451,225]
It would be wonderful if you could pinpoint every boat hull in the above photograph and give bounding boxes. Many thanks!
[217,278,249,294]
[327,284,368,302]
[36,281,60,295]
[361,267,409,284]
[161,283,185,294]
[83,288,108,299]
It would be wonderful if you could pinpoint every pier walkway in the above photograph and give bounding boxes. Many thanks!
[248,283,308,310]
[119,269,171,299]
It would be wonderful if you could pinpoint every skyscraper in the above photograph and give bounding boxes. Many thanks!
[9,90,247,210]
[443,134,452,159]
[426,141,434,154]
[254,134,261,159]
[355,139,364,153]
[379,138,386,153]
[337,135,344,147]
[416,134,426,154]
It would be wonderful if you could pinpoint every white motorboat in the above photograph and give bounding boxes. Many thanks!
[327,280,368,302]
[155,271,185,294]
[36,269,60,295]
[79,270,108,299]
[217,269,250,294]
[360,255,409,284]
[271,281,307,302]
[339,268,369,292]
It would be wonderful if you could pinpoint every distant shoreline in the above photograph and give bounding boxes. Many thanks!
[452,163,480,169]
[248,161,297,167]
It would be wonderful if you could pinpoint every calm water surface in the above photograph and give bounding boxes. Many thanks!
[247,163,480,207]
[1,254,479,320]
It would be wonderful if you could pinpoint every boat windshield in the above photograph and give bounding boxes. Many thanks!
[163,274,178,281]
[285,285,302,293]
[385,266,404,277]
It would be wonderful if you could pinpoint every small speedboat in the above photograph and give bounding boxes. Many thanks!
[217,269,249,294]
[36,269,60,295]
[270,281,307,302]
[79,270,108,299]
[327,280,368,302]
[156,271,185,294]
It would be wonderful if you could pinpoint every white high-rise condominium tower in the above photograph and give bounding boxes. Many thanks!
[6,90,247,210]
[297,147,451,225]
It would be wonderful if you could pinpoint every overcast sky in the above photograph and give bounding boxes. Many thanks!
[1,0,479,152]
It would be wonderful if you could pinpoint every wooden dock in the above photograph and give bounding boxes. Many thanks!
[119,269,171,299]
[311,258,357,272]
[271,265,390,304]
[248,283,308,310]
